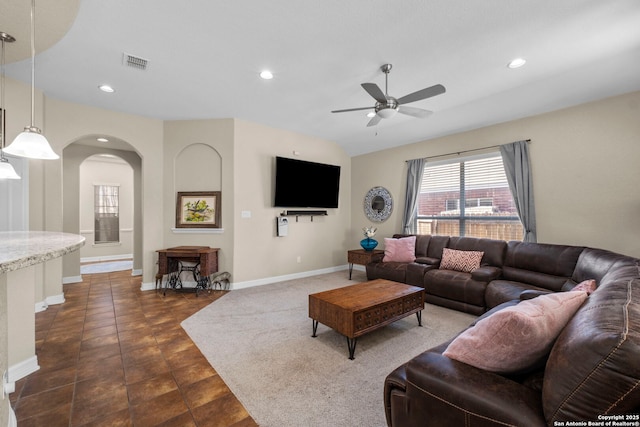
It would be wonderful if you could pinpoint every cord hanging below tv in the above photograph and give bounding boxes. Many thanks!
[274,156,340,209]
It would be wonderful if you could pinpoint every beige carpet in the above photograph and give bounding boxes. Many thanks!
[182,271,476,427]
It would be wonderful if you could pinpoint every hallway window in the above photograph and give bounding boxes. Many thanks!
[94,184,119,243]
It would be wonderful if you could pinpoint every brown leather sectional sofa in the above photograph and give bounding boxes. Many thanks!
[366,234,640,426]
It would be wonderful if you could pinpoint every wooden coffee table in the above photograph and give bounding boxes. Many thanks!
[309,279,425,359]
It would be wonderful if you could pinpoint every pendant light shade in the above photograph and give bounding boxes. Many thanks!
[0,157,20,179]
[5,127,58,159]
[3,0,58,160]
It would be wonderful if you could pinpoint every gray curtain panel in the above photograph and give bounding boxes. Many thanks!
[402,158,426,234]
[500,140,537,242]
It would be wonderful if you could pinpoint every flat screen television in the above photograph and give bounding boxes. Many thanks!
[274,156,340,208]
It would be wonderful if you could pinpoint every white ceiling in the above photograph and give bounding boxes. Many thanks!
[2,0,640,156]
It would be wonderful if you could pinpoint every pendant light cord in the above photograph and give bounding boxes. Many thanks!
[1,35,6,153]
[29,0,36,129]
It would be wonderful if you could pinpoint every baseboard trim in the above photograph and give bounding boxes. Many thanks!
[8,406,17,427]
[46,293,65,306]
[140,265,351,292]
[80,254,133,263]
[232,265,348,290]
[63,275,83,284]
[8,355,39,382]
[140,281,156,291]
[35,301,48,313]
[132,268,143,277]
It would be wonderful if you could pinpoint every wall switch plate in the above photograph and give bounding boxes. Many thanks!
[241,210,251,218]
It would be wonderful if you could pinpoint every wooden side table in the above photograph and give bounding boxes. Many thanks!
[347,249,384,279]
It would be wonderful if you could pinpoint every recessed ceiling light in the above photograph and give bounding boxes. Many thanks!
[99,84,115,93]
[97,138,109,143]
[259,70,273,80]
[507,58,526,69]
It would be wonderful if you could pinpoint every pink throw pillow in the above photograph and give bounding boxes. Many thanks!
[443,291,588,374]
[572,279,597,295]
[383,236,416,263]
[439,248,484,273]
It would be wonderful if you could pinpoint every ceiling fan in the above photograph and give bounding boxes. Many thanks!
[331,64,446,127]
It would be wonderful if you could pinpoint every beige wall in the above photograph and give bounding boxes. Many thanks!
[162,119,235,276]
[42,98,163,286]
[78,157,134,260]
[352,91,640,258]
[162,118,352,284]
[232,119,352,283]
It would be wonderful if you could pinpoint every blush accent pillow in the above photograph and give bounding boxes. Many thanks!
[572,279,597,295]
[439,248,484,273]
[383,236,416,263]
[443,291,588,374]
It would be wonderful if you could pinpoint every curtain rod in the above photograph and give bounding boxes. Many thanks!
[406,139,531,162]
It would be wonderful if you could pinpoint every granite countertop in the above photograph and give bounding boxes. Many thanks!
[0,231,85,274]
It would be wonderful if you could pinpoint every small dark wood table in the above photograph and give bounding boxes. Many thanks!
[309,279,425,359]
[156,246,219,295]
[347,249,384,279]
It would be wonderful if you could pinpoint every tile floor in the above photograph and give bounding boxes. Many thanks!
[10,268,258,427]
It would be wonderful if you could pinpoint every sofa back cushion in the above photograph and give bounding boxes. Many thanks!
[448,236,506,267]
[543,259,640,423]
[427,235,450,259]
[502,241,584,291]
[392,234,450,261]
[569,247,633,285]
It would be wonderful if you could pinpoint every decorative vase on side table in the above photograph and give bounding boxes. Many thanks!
[360,226,378,251]
[360,237,378,251]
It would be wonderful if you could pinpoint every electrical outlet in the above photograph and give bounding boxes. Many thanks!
[296,256,301,263]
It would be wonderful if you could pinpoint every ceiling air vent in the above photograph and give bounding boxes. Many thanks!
[123,53,148,71]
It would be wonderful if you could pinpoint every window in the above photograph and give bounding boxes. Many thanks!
[94,185,119,243]
[416,154,523,240]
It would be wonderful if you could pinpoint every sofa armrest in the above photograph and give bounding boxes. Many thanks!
[415,256,440,266]
[519,289,551,301]
[386,350,546,427]
[368,252,385,263]
[471,265,502,282]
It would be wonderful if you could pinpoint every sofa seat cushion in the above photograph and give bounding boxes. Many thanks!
[443,291,588,375]
[415,256,439,266]
[485,280,551,309]
[424,269,487,307]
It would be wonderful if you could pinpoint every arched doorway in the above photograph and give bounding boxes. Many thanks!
[62,136,142,281]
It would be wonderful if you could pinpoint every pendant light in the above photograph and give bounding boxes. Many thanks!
[0,32,20,179]
[3,0,59,160]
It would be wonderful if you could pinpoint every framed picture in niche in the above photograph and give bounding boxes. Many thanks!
[175,191,221,228]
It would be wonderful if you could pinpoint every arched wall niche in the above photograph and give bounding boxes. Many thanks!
[174,143,222,192]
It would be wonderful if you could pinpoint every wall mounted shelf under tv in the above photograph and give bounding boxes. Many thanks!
[280,210,328,222]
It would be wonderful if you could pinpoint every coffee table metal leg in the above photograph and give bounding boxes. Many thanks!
[349,263,354,279]
[416,310,422,326]
[346,337,357,360]
[312,320,319,337]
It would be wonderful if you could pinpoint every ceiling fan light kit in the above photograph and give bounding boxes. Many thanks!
[332,63,445,127]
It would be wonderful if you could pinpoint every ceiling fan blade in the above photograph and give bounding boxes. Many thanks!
[361,83,387,103]
[331,106,374,113]
[397,106,433,118]
[396,84,446,105]
[366,115,382,127]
